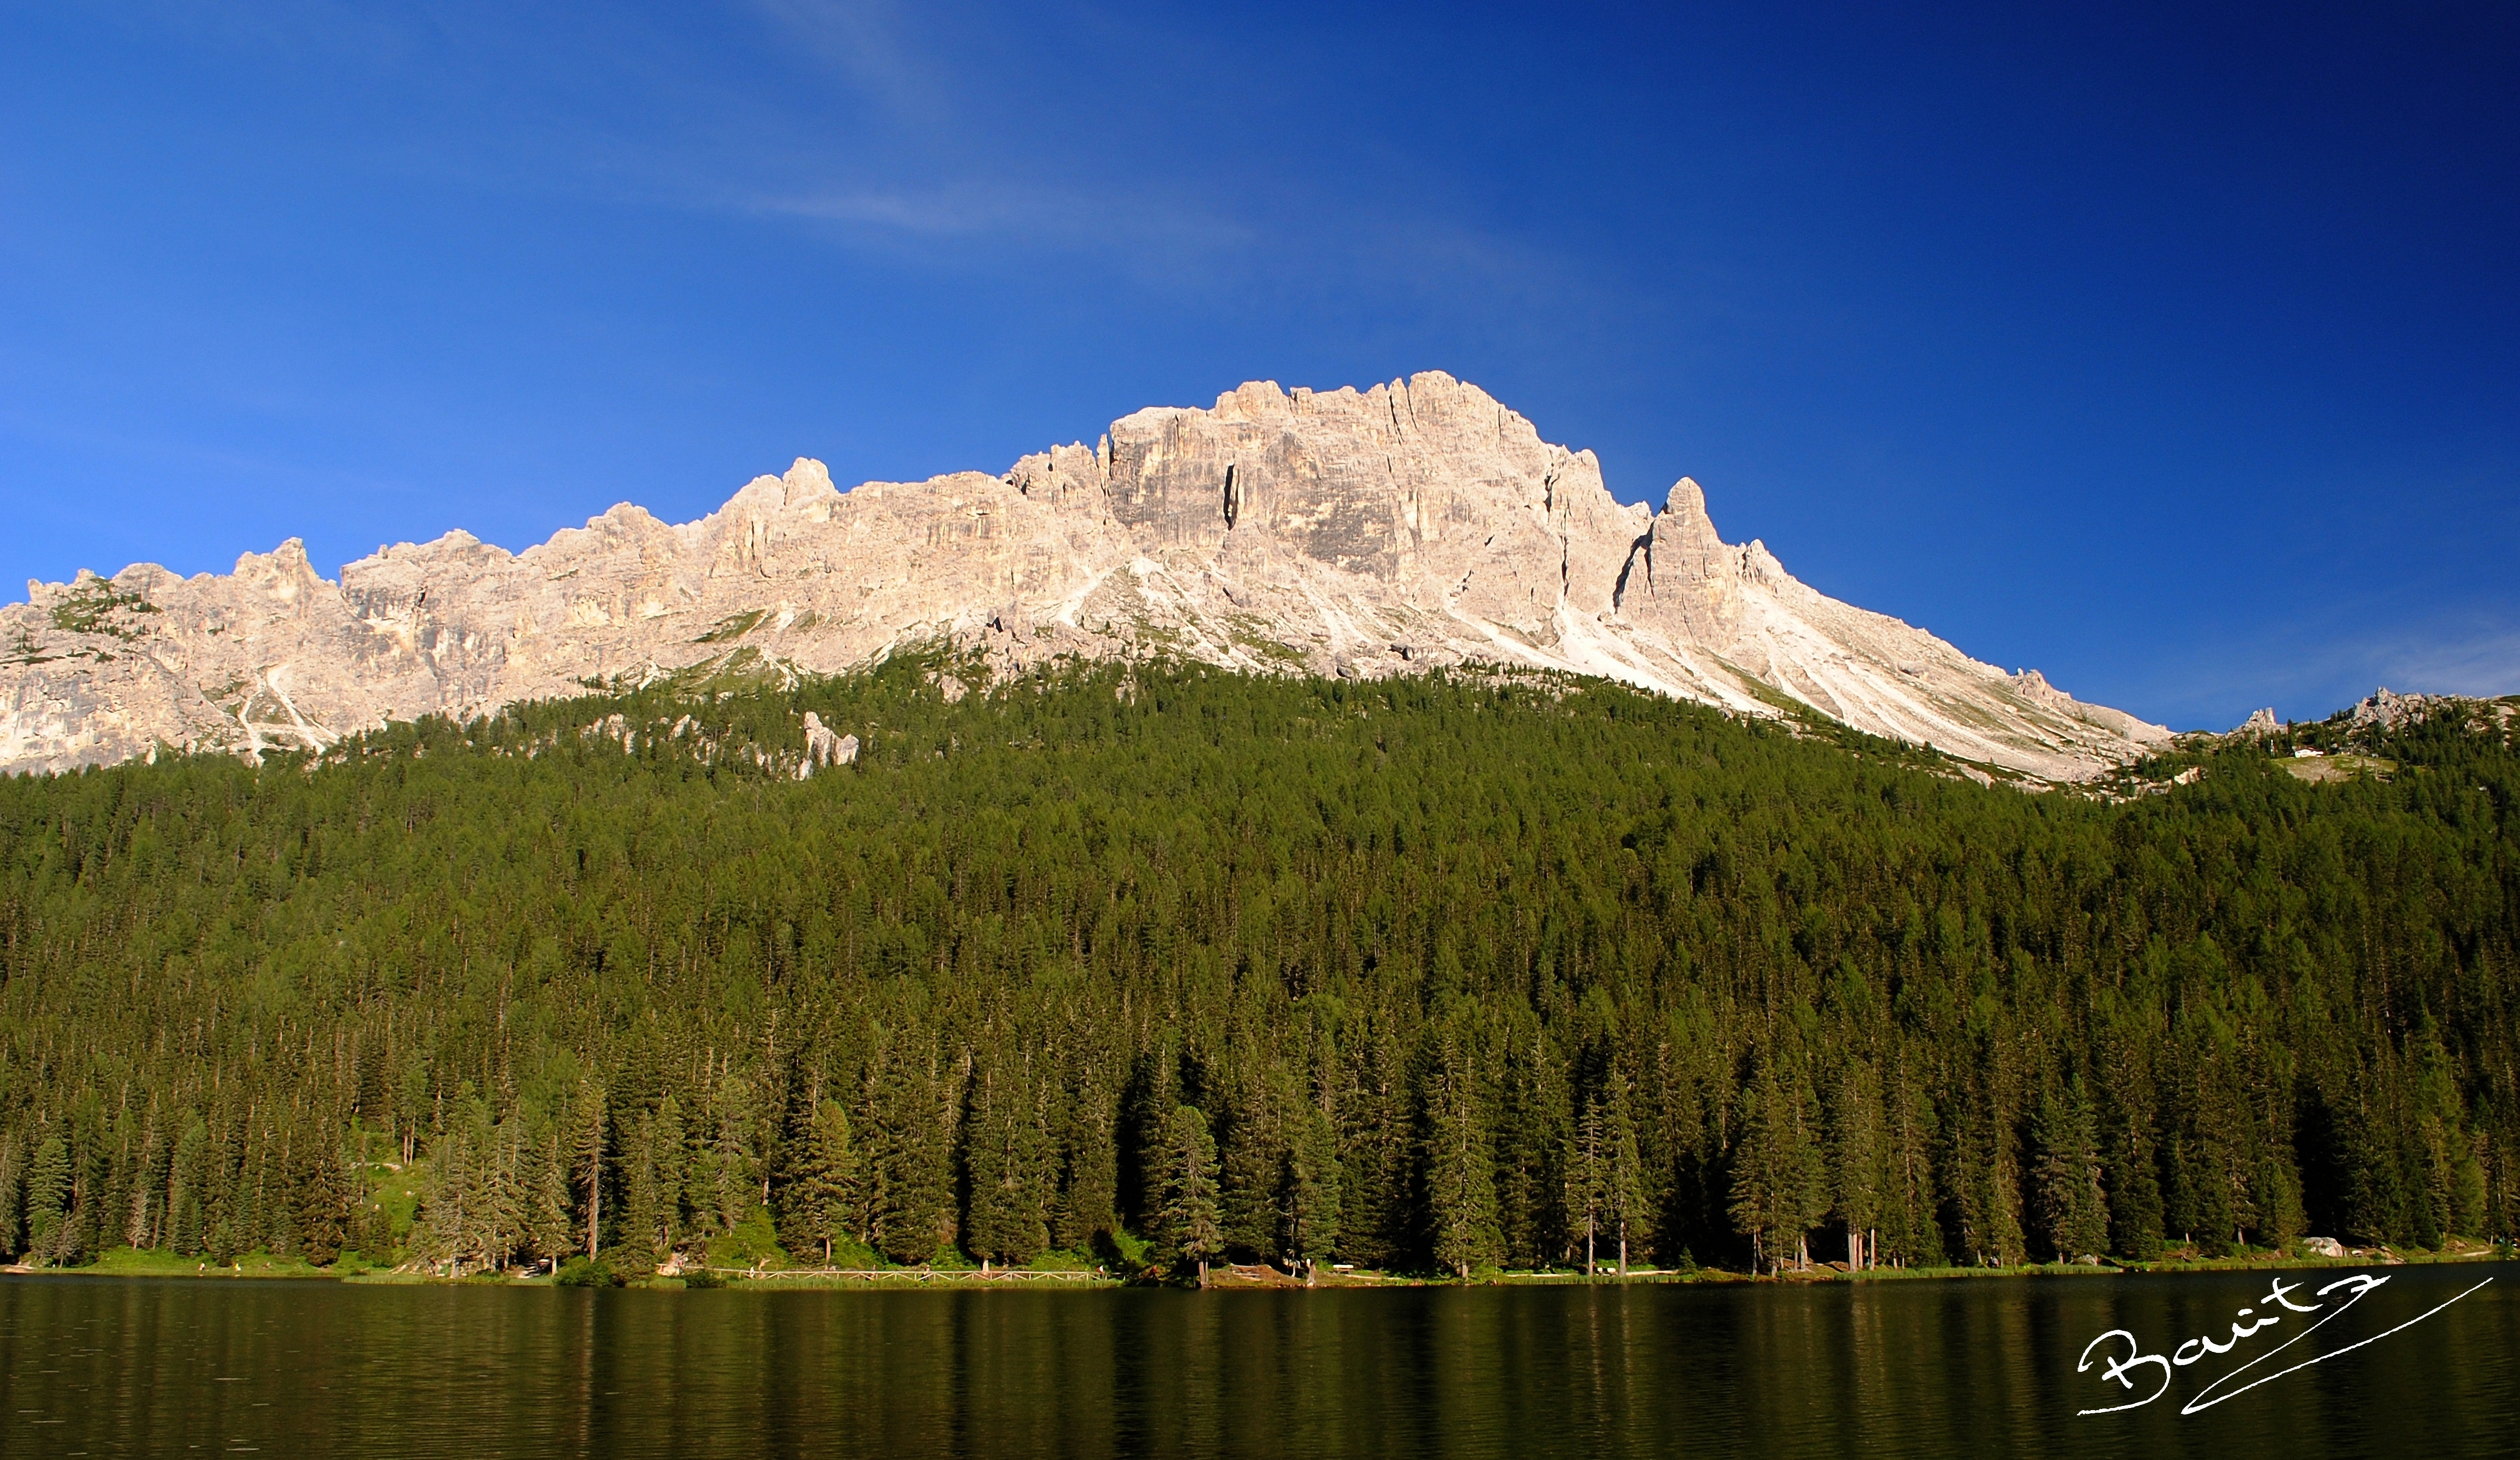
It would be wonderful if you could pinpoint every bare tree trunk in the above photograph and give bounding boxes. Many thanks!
[583,1095,606,1261]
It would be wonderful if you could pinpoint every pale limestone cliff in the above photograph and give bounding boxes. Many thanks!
[1,373,2170,780]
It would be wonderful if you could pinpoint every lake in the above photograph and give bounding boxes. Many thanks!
[1,1265,2511,1457]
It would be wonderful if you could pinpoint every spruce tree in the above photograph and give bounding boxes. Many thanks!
[574,1086,608,1261]
[867,1044,950,1265]
[1157,1105,1222,1283]
[2032,1080,2108,1261]
[1729,1069,1824,1274]
[963,1056,1051,1267]
[25,1134,70,1267]
[780,1100,857,1264]
[1826,1060,1883,1269]
[528,1129,575,1266]
[1053,1077,1118,1254]
[0,1131,23,1258]
[1424,1028,1499,1279]
[1280,1102,1342,1274]
[650,1096,688,1261]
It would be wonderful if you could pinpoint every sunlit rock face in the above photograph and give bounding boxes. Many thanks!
[1,372,2168,780]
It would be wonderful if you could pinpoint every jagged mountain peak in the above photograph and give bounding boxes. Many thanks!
[2,375,2168,780]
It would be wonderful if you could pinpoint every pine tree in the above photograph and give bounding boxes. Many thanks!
[708,1073,764,1239]
[1217,1073,1289,1261]
[962,1054,1051,1267]
[1827,1059,1883,1269]
[167,1121,208,1257]
[1496,1021,1568,1269]
[1729,1068,1825,1275]
[484,1116,529,1270]
[2032,1079,2108,1261]
[413,1125,474,1274]
[1880,1050,1942,1267]
[25,1134,71,1267]
[780,1100,857,1264]
[1156,1105,1222,1283]
[1569,1096,1607,1276]
[574,1084,608,1260]
[619,1110,663,1270]
[867,1043,950,1265]
[1280,1101,1341,1272]
[0,1131,23,1259]
[1601,1061,1647,1276]
[125,1119,164,1252]
[527,1129,574,1266]
[650,1096,688,1261]
[1053,1076,1117,1254]
[294,1137,353,1266]
[1424,1028,1499,1279]
[2096,1020,2166,1261]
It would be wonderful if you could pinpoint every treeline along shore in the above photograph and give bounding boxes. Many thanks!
[0,658,2513,1283]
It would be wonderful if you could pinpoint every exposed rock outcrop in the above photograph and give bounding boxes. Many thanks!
[800,711,857,775]
[2349,688,2443,731]
[2,373,2171,781]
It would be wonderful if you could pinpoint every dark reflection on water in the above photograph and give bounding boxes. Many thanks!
[0,1264,2511,1457]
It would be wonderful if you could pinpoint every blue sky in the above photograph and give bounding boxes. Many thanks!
[4,2,2513,729]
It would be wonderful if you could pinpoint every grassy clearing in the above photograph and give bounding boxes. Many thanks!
[75,1248,330,1279]
[2283,752,2395,783]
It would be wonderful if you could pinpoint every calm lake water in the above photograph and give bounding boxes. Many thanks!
[0,1264,2511,1457]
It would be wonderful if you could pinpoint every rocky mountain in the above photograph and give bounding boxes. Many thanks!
[2,372,2169,781]
[2227,690,2518,742]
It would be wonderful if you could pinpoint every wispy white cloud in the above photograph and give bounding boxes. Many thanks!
[88,2,1612,359]
[2127,610,2520,730]
[2361,625,2520,699]
[737,177,1255,257]
[699,4,1603,309]
[744,0,944,124]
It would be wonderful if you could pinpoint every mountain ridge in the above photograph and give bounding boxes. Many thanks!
[2,372,2169,780]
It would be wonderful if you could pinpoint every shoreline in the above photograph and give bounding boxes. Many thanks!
[4,1245,2507,1291]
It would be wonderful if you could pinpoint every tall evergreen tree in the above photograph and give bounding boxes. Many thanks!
[573,1085,608,1261]
[1053,1075,1117,1255]
[0,1131,24,1259]
[780,1100,858,1264]
[1423,1024,1500,1279]
[963,1053,1052,1267]
[865,1042,950,1264]
[2032,1079,2109,1261]
[1729,1068,1825,1275]
[1156,1105,1222,1283]
[527,1128,575,1266]
[1827,1059,1883,1270]
[1280,1101,1342,1272]
[25,1133,71,1267]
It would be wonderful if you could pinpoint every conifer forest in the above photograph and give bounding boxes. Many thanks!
[0,658,2512,1280]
